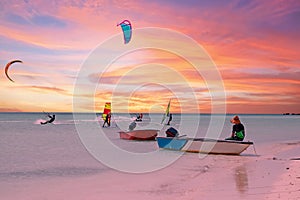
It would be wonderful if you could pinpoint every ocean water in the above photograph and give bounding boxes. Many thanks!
[0,112,299,199]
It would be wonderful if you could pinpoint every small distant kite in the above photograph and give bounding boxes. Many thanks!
[5,60,23,82]
[117,20,132,44]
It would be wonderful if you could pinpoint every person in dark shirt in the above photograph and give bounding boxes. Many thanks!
[167,113,173,125]
[135,113,143,121]
[102,112,111,127]
[226,115,245,141]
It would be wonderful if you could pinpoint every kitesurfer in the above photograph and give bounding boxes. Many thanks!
[40,114,56,125]
[225,115,245,141]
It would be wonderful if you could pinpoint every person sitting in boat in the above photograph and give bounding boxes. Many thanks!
[226,115,245,141]
[40,114,56,125]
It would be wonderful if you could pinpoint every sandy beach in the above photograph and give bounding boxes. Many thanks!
[1,143,299,200]
[1,114,299,200]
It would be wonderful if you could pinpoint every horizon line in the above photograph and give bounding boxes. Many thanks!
[0,111,295,115]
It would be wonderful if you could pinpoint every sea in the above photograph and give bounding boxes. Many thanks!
[0,112,299,199]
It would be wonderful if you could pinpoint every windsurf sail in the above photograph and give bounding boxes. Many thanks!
[161,99,171,124]
[102,102,111,120]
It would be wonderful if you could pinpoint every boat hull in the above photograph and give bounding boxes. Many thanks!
[156,137,253,155]
[119,129,159,140]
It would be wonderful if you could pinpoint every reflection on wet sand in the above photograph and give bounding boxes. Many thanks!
[234,166,249,193]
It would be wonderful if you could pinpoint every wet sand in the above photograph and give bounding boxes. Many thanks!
[1,140,299,200]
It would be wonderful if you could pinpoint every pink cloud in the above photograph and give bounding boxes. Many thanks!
[1,0,299,113]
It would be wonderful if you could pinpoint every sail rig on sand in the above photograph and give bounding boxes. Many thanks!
[161,99,171,124]
[102,102,111,120]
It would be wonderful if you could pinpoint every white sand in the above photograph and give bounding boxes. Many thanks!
[1,140,299,200]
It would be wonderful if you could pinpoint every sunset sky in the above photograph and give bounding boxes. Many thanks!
[0,0,299,114]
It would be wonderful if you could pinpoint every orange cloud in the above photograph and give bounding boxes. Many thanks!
[1,0,299,113]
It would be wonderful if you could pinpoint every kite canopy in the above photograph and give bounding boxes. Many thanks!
[4,60,23,82]
[117,20,132,44]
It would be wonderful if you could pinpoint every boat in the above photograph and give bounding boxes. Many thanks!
[156,137,253,155]
[119,129,159,140]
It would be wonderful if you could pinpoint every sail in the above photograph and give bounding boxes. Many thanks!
[161,99,171,124]
[102,102,111,120]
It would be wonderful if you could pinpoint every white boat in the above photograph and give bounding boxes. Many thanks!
[156,137,253,155]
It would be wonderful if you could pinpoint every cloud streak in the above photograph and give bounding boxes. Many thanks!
[0,0,299,113]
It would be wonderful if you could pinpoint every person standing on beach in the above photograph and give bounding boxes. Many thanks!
[226,115,245,141]
[107,112,111,126]
[167,113,173,125]
[102,112,111,127]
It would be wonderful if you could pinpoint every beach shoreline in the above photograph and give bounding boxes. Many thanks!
[0,113,299,199]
